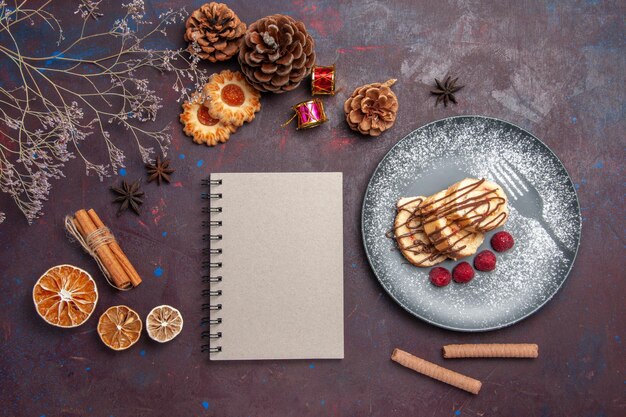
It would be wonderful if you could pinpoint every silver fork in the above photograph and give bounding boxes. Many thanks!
[489,160,574,258]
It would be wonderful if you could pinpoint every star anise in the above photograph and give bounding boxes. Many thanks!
[146,156,175,185]
[111,179,144,216]
[431,75,464,107]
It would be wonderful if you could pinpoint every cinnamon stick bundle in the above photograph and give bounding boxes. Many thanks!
[391,348,482,395]
[65,209,142,289]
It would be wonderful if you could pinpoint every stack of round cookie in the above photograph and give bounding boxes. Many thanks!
[179,70,261,146]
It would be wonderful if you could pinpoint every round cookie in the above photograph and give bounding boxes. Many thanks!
[179,93,237,146]
[204,70,261,127]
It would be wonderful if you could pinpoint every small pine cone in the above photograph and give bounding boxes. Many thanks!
[184,2,246,62]
[238,14,315,93]
[344,79,399,136]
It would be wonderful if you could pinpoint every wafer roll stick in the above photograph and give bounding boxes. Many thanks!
[442,344,539,359]
[391,348,482,395]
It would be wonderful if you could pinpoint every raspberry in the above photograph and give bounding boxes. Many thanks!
[474,250,497,271]
[452,262,475,283]
[491,231,514,252]
[429,267,451,287]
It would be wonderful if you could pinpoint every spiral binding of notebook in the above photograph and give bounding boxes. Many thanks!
[201,177,223,353]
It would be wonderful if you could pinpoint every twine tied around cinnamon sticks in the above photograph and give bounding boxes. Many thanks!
[64,209,142,290]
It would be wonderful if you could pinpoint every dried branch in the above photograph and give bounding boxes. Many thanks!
[0,0,207,223]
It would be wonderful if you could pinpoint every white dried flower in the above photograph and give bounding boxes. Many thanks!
[0,1,208,223]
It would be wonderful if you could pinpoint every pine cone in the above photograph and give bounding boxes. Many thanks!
[238,14,315,93]
[344,79,399,136]
[184,3,246,62]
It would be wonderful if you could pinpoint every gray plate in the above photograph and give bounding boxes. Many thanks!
[362,116,581,331]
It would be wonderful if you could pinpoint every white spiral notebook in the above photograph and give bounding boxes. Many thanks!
[202,172,344,360]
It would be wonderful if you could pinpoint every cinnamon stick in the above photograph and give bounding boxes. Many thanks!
[72,217,86,238]
[391,348,482,395]
[442,344,539,359]
[87,209,142,287]
[74,209,132,289]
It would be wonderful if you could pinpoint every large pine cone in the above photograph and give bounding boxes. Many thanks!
[344,79,399,136]
[238,14,315,93]
[184,3,246,62]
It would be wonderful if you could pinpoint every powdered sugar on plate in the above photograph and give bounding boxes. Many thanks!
[362,116,581,331]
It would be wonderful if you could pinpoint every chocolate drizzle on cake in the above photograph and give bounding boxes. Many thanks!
[388,178,509,265]
[388,196,460,266]
[421,179,507,232]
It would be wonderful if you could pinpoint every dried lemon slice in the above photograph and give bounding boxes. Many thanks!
[33,264,98,328]
[145,305,184,343]
[180,93,237,146]
[97,305,142,351]
[204,70,261,126]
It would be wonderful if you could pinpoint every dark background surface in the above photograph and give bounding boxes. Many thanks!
[1,0,624,416]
